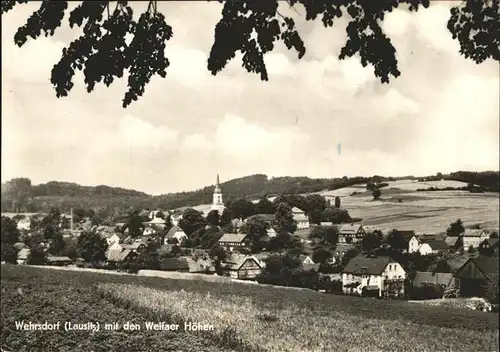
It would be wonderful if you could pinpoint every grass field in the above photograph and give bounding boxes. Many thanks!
[316,180,499,234]
[1,265,499,352]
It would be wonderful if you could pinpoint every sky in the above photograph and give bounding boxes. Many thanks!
[2,1,499,195]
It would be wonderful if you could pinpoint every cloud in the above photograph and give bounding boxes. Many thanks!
[117,115,179,151]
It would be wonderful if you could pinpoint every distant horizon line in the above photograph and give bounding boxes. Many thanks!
[2,169,498,197]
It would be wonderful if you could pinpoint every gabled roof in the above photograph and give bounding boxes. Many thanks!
[223,254,261,271]
[249,214,275,222]
[422,240,449,251]
[47,256,72,263]
[160,258,190,271]
[395,230,416,242]
[13,242,28,250]
[413,271,453,287]
[143,217,166,225]
[418,234,446,242]
[342,255,396,276]
[218,233,247,243]
[454,256,499,280]
[461,229,487,237]
[338,224,363,234]
[165,225,186,239]
[292,207,304,213]
[119,249,134,262]
[299,255,312,262]
[303,263,321,272]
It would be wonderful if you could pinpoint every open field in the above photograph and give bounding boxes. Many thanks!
[2,265,499,352]
[316,180,499,234]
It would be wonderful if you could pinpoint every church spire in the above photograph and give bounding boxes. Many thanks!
[216,173,220,186]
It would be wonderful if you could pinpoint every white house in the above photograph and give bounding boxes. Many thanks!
[294,214,310,230]
[292,207,305,217]
[408,235,420,253]
[16,217,31,231]
[222,254,262,279]
[338,224,366,243]
[103,233,121,247]
[417,240,449,255]
[170,214,183,226]
[164,225,188,244]
[341,254,406,298]
[299,255,315,264]
[461,229,489,249]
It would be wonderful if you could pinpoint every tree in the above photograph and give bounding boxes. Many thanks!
[387,230,407,251]
[372,189,381,200]
[1,243,18,264]
[361,232,382,252]
[447,219,465,237]
[255,197,274,215]
[484,273,499,304]
[3,1,496,108]
[309,226,338,247]
[434,259,452,273]
[26,245,47,265]
[220,209,232,226]
[3,178,32,212]
[135,250,161,270]
[179,208,207,237]
[308,209,323,225]
[77,231,108,263]
[227,199,256,220]
[72,208,86,223]
[322,207,352,224]
[489,232,498,239]
[1,216,20,245]
[209,245,228,275]
[125,210,144,238]
[334,196,341,209]
[48,232,66,255]
[206,210,220,227]
[312,248,332,266]
[305,194,327,214]
[240,215,269,252]
[273,202,297,234]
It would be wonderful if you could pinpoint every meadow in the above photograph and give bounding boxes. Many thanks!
[2,265,499,352]
[318,179,499,234]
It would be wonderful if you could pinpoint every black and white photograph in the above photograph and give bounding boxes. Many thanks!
[1,1,499,351]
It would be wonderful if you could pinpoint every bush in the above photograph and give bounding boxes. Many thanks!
[408,283,445,300]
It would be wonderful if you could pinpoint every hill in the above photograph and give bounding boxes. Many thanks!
[1,171,498,214]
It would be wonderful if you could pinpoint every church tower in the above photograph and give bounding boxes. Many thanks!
[211,174,225,213]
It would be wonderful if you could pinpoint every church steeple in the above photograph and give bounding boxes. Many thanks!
[212,174,224,212]
[214,174,221,193]
[216,174,220,187]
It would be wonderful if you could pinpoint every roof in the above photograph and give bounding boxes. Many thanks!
[292,207,304,213]
[299,255,311,262]
[165,225,186,239]
[303,263,321,272]
[418,234,446,242]
[293,214,309,222]
[342,255,395,276]
[338,224,363,234]
[423,240,449,251]
[461,229,487,237]
[447,252,479,272]
[395,230,416,242]
[413,271,453,287]
[445,236,459,247]
[47,256,72,262]
[483,238,499,248]
[143,217,166,225]
[218,233,247,243]
[335,243,356,254]
[160,258,190,271]
[119,249,134,261]
[97,226,115,234]
[470,256,500,276]
[249,214,275,222]
[13,242,28,250]
[223,254,261,271]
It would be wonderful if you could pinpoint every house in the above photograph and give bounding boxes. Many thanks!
[170,213,183,226]
[266,227,277,237]
[292,207,305,217]
[447,252,480,273]
[460,229,489,249]
[453,256,499,298]
[164,225,188,244]
[479,238,499,254]
[299,255,315,264]
[341,254,406,298]
[335,244,356,258]
[46,256,73,266]
[412,271,454,288]
[107,248,138,263]
[17,248,30,265]
[143,227,157,236]
[102,233,121,246]
[294,214,310,230]
[142,217,166,229]
[445,236,460,248]
[417,240,449,255]
[303,263,321,272]
[160,258,191,272]
[122,238,149,252]
[115,222,126,231]
[418,234,446,242]
[389,230,418,253]
[16,217,31,231]
[149,210,165,220]
[222,254,262,279]
[13,242,28,251]
[338,224,366,243]
[218,233,249,252]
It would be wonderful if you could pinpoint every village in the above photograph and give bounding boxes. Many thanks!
[2,175,498,311]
